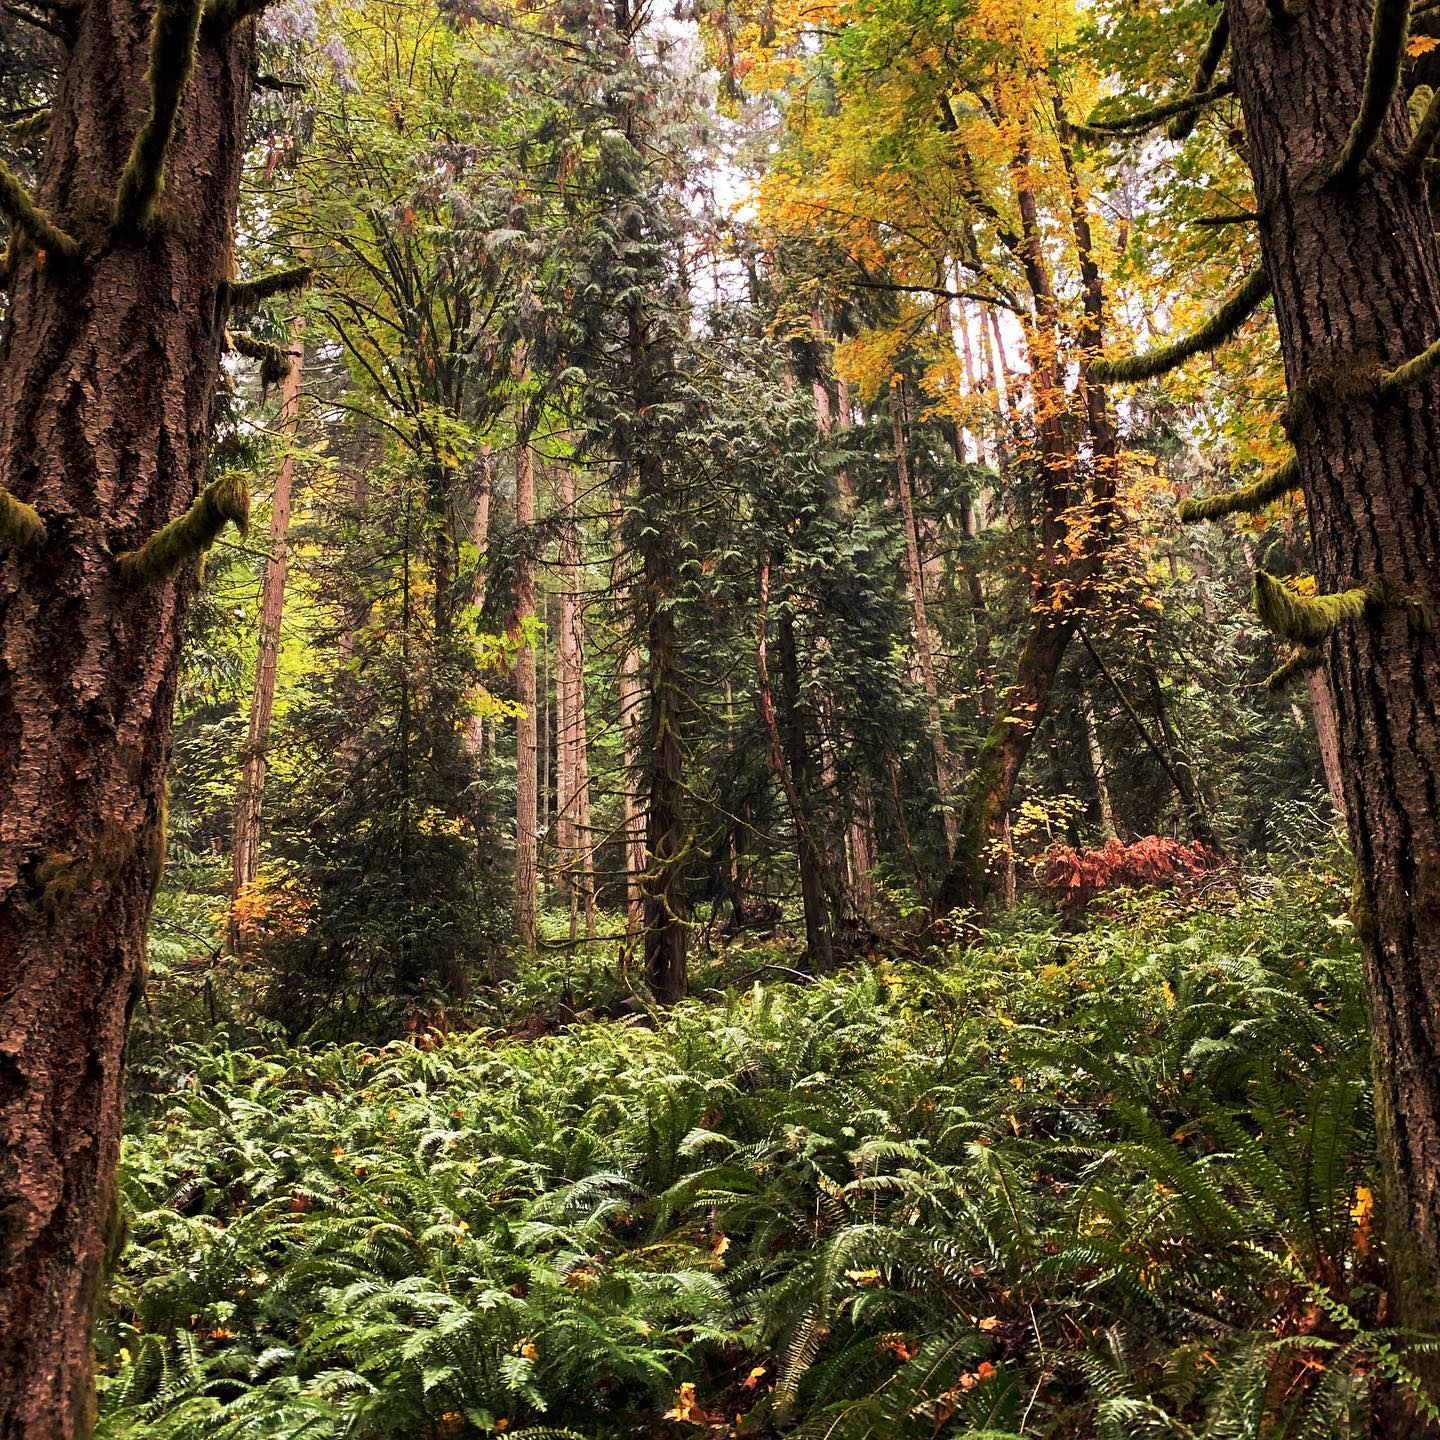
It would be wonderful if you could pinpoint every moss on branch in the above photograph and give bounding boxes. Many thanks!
[1328,0,1412,189]
[0,486,45,548]
[0,154,79,260]
[116,471,249,586]
[1253,569,1387,644]
[1,108,50,146]
[1091,264,1271,384]
[1264,645,1324,691]
[1378,331,1440,396]
[111,0,204,233]
[1168,12,1231,141]
[1078,80,1235,142]
[229,330,294,385]
[201,0,272,37]
[226,263,313,311]
[1179,452,1301,522]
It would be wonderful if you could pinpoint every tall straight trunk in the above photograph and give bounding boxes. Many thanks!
[229,334,305,939]
[539,600,552,873]
[557,464,594,933]
[512,425,538,949]
[1082,688,1119,841]
[554,586,574,895]
[1227,0,1440,1350]
[1306,666,1346,817]
[463,454,492,757]
[610,507,646,939]
[0,8,256,1434]
[986,307,1011,417]
[889,380,957,853]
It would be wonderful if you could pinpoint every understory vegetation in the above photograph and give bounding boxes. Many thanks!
[100,856,1437,1439]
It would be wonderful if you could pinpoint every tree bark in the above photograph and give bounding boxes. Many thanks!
[1226,0,1440,1366]
[1306,665,1346,817]
[0,5,256,1434]
[463,452,492,757]
[512,423,538,950]
[1082,687,1119,841]
[610,505,646,941]
[229,333,305,943]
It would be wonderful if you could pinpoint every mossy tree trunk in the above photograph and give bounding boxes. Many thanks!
[1227,0,1440,1386]
[0,3,256,1434]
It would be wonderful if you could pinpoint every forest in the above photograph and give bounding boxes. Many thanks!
[3,0,1440,1435]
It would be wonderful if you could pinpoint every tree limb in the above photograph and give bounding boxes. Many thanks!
[1179,452,1301,521]
[1168,11,1231,141]
[1079,80,1235,141]
[116,472,249,585]
[0,155,79,259]
[1328,0,1411,189]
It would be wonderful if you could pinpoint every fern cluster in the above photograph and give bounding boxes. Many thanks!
[99,865,1438,1438]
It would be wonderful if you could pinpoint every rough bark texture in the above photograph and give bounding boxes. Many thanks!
[512,430,538,950]
[229,335,304,935]
[1226,0,1440,1368]
[0,5,256,1435]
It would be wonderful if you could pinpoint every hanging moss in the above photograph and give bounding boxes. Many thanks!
[1328,0,1410,188]
[226,263,313,312]
[1179,452,1301,522]
[1,486,46,549]
[0,155,80,261]
[1092,264,1270,384]
[1253,569,1386,645]
[36,852,82,921]
[201,0,272,37]
[1,109,50,146]
[117,471,249,586]
[111,0,204,233]
[229,330,293,386]
[1167,12,1231,141]
[1077,80,1235,142]
[1264,644,1324,691]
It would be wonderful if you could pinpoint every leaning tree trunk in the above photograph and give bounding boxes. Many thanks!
[1227,0,1440,1361]
[229,333,304,941]
[0,5,256,1434]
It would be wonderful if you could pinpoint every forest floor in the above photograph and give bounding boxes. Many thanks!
[97,857,1440,1439]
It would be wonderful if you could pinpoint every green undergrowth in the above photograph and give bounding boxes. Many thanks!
[98,864,1440,1438]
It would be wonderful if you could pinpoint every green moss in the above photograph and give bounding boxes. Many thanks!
[1092,265,1270,384]
[201,0,272,37]
[226,264,313,312]
[1263,644,1324,691]
[1328,0,1410,188]
[1378,332,1440,398]
[37,851,82,921]
[1180,452,1300,523]
[111,0,204,233]
[1253,569,1385,645]
[0,154,80,261]
[1079,80,1235,142]
[1167,12,1230,141]
[1,109,50,146]
[229,330,293,386]
[117,471,249,586]
[0,486,45,549]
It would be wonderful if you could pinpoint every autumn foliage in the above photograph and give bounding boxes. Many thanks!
[1041,835,1224,913]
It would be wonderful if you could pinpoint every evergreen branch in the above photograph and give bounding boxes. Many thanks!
[1328,0,1411,189]
[1091,265,1270,384]
[226,263,313,311]
[1253,570,1387,644]
[1079,80,1235,140]
[229,330,294,385]
[1168,12,1231,141]
[111,0,204,233]
[1,108,50,146]
[1264,645,1324,691]
[0,486,45,549]
[0,154,79,260]
[201,0,272,38]
[116,471,249,585]
[1404,86,1440,173]
[1179,453,1301,522]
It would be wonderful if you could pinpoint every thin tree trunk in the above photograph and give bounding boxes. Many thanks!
[889,380,957,854]
[557,464,595,933]
[1225,0,1440,1366]
[610,506,646,941]
[463,452,492,757]
[1306,666,1346,817]
[229,334,304,943]
[0,8,256,1433]
[1082,688,1119,841]
[512,421,538,949]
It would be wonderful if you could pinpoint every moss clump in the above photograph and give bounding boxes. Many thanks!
[112,0,204,233]
[1092,265,1270,384]
[1253,569,1386,645]
[1263,644,1324,692]
[36,851,82,921]
[202,0,273,37]
[1,109,50,146]
[226,264,313,312]
[0,486,46,549]
[1379,332,1440,399]
[117,471,249,586]
[0,154,80,261]
[229,331,293,386]
[1180,452,1300,523]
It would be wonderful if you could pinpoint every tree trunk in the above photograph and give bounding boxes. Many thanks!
[889,380,957,854]
[1306,665,1346,817]
[229,333,304,944]
[1082,688,1119,842]
[463,453,492,757]
[0,5,256,1433]
[512,424,538,950]
[557,464,595,934]
[1227,0,1440,1365]
[610,506,646,941]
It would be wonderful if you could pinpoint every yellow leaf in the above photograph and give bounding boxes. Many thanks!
[1409,34,1440,54]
